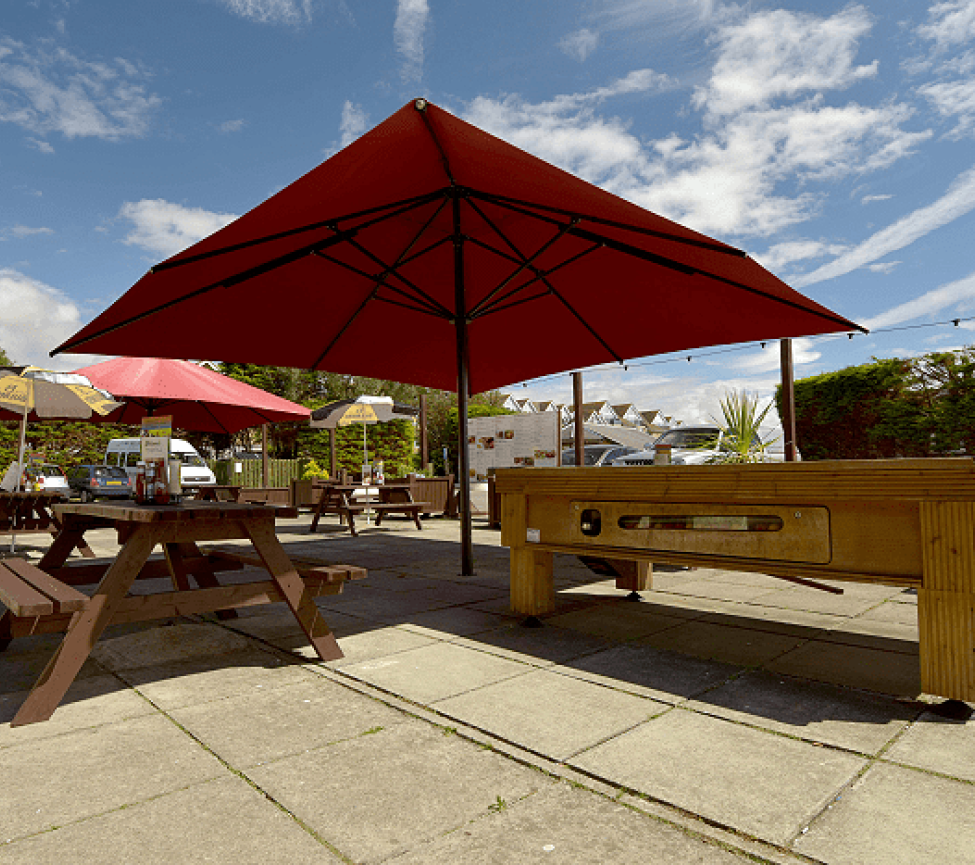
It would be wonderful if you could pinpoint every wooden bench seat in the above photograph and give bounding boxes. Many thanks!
[0,550,366,648]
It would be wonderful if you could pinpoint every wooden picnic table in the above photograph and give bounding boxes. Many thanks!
[0,491,94,558]
[0,500,365,726]
[309,482,427,537]
[190,484,243,502]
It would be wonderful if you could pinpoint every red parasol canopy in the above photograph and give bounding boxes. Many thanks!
[54,99,864,572]
[71,357,310,435]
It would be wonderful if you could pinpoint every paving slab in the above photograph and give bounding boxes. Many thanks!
[89,621,252,671]
[817,621,920,652]
[451,622,614,667]
[224,603,365,642]
[570,708,866,846]
[389,781,757,865]
[0,632,105,694]
[793,761,975,864]
[882,710,975,781]
[168,674,408,768]
[637,619,809,667]
[339,640,532,703]
[0,674,156,749]
[546,602,688,642]
[276,622,438,667]
[649,577,781,604]
[0,713,225,841]
[113,646,311,710]
[246,719,550,863]
[764,639,921,697]
[0,775,336,863]
[433,667,666,760]
[748,586,889,617]
[395,605,511,638]
[550,643,741,704]
[686,670,917,754]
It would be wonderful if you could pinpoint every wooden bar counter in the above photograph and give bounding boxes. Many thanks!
[496,458,975,703]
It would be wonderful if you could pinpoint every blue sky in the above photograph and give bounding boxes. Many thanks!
[3,0,975,434]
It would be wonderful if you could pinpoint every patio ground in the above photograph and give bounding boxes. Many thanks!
[2,509,974,864]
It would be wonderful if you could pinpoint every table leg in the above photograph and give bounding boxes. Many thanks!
[0,609,12,652]
[11,523,165,727]
[169,542,238,620]
[38,523,90,572]
[244,519,343,662]
[309,489,327,533]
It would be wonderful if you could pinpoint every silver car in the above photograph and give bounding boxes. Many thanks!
[612,426,779,466]
[23,463,72,496]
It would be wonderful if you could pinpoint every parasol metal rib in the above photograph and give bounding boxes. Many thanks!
[467,188,746,258]
[374,295,449,318]
[469,248,596,321]
[149,191,444,274]
[468,218,579,318]
[475,198,866,334]
[53,229,360,356]
[416,100,456,187]
[312,250,449,319]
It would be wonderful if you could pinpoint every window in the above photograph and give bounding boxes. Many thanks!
[125,451,141,467]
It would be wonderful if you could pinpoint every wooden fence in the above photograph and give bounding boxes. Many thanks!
[208,458,302,488]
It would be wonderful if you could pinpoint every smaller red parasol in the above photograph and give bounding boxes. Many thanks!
[72,357,310,434]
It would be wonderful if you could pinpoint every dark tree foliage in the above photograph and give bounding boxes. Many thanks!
[776,347,975,460]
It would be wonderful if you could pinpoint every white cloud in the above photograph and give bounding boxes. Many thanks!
[861,193,892,203]
[729,337,821,374]
[119,199,238,259]
[860,269,975,331]
[394,0,429,84]
[339,100,369,146]
[794,165,975,287]
[218,118,246,133]
[594,0,717,36]
[919,1,975,50]
[0,268,95,369]
[0,37,161,142]
[751,239,848,272]
[693,5,877,117]
[559,28,598,62]
[866,261,901,274]
[4,225,54,240]
[463,8,925,240]
[218,0,314,25]
[919,77,975,138]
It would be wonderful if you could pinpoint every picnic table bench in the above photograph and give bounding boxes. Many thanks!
[0,491,94,557]
[0,500,366,726]
[309,482,427,537]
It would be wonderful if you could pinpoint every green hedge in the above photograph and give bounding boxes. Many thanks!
[777,347,975,460]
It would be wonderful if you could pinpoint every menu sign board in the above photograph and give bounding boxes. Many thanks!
[466,413,560,481]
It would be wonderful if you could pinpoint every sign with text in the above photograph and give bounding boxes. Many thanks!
[141,416,173,438]
[467,413,560,481]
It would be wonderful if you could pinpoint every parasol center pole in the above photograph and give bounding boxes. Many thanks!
[452,192,474,576]
[572,372,584,466]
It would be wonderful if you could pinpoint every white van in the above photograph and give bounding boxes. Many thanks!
[105,438,217,492]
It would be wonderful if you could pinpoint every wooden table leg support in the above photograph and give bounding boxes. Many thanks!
[246,521,343,662]
[11,524,164,727]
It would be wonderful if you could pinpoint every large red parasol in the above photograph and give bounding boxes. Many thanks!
[72,357,310,435]
[54,99,864,573]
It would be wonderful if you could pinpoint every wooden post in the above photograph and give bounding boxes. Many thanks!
[573,372,584,467]
[262,424,270,487]
[780,339,798,462]
[419,394,429,472]
[504,492,555,615]
[918,501,975,701]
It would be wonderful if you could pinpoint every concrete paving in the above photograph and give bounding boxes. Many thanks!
[2,511,974,864]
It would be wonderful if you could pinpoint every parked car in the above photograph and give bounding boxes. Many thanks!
[67,464,133,502]
[612,426,785,466]
[560,445,639,466]
[22,463,71,496]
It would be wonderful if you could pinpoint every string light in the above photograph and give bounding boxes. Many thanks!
[519,314,975,388]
